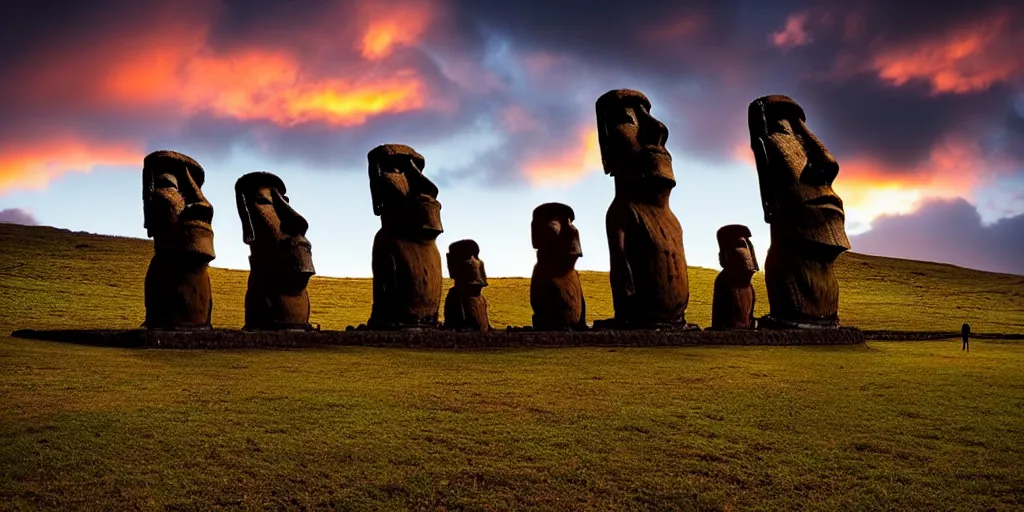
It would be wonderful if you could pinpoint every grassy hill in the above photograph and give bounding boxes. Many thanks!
[1,223,1023,510]
[1,222,1022,334]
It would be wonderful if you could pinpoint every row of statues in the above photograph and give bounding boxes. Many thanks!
[140,91,851,332]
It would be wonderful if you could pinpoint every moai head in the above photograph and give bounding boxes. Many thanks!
[142,150,215,262]
[596,89,674,189]
[446,239,488,291]
[717,224,759,276]
[748,95,850,253]
[235,171,315,284]
[532,202,582,267]
[367,144,442,240]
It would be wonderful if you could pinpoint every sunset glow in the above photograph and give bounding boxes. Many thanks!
[0,139,142,194]
[522,127,603,187]
[871,11,1020,95]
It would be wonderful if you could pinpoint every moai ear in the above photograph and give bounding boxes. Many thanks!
[236,191,255,245]
[752,136,778,224]
[530,220,543,250]
[142,166,155,237]
[446,251,457,278]
[719,251,727,269]
[369,162,385,216]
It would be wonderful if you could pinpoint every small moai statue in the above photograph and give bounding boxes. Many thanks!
[443,239,491,333]
[748,95,851,329]
[141,150,215,330]
[235,171,316,330]
[366,144,444,329]
[711,224,759,330]
[596,89,694,329]
[530,202,587,331]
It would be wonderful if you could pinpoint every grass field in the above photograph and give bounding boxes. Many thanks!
[2,223,1023,510]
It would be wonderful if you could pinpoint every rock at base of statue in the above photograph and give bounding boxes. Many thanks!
[757,314,840,330]
[591,318,701,331]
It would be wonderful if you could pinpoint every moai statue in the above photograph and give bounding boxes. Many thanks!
[443,239,491,333]
[141,150,215,330]
[748,94,851,329]
[235,172,316,330]
[366,144,444,329]
[596,89,694,329]
[530,202,587,330]
[711,224,759,330]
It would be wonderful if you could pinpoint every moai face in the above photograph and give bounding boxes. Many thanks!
[447,239,488,290]
[142,150,215,261]
[368,144,443,240]
[596,89,674,187]
[532,202,582,264]
[748,95,850,252]
[717,224,759,275]
[235,171,315,282]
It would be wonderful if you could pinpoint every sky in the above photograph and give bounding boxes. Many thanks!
[1,0,1023,277]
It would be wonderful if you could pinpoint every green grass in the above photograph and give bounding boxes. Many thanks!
[1,223,1023,510]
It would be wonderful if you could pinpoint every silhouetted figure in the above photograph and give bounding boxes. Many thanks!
[530,202,587,331]
[366,144,444,329]
[711,224,759,330]
[235,172,315,330]
[748,95,851,329]
[141,150,215,330]
[596,89,694,329]
[443,239,491,333]
[962,323,970,352]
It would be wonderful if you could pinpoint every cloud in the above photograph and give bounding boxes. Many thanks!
[850,198,1024,275]
[0,208,39,226]
[0,0,1022,239]
[771,12,817,50]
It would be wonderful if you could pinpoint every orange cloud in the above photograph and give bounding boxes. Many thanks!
[0,138,143,194]
[101,41,428,128]
[357,1,435,60]
[870,10,1022,95]
[522,127,602,187]
[771,12,814,50]
[19,5,435,130]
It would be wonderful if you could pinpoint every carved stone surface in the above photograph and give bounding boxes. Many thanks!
[596,89,693,328]
[530,202,587,330]
[366,144,443,329]
[443,239,490,332]
[711,224,759,330]
[748,95,851,329]
[141,150,215,330]
[235,171,315,330]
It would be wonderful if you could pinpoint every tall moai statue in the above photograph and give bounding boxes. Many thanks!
[235,172,316,330]
[366,144,444,329]
[596,89,693,329]
[748,94,851,329]
[530,202,587,331]
[711,224,759,330]
[141,150,215,330]
[443,239,491,333]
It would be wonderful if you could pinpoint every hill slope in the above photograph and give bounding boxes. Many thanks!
[2,223,1023,510]
[1,223,1022,333]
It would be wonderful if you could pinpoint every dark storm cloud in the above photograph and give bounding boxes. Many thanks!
[850,199,1024,276]
[1,0,1023,190]
[0,208,38,226]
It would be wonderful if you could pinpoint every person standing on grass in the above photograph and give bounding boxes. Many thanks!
[962,323,971,352]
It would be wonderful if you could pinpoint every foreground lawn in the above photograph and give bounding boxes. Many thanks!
[2,338,1023,510]
[2,224,1023,510]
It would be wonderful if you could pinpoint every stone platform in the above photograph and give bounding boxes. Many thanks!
[10,326,867,349]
